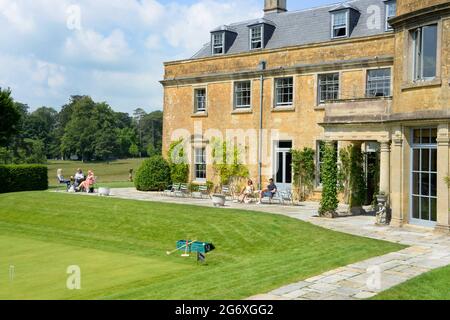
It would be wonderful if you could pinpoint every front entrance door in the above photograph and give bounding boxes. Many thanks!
[274,141,292,191]
[411,128,437,227]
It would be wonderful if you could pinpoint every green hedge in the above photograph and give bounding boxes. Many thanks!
[0,165,48,194]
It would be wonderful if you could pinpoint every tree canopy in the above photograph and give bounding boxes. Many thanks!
[0,88,21,147]
[0,92,163,164]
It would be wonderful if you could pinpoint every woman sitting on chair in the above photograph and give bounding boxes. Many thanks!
[77,170,95,193]
[238,179,255,204]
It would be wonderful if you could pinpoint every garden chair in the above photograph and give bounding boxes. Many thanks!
[56,177,70,192]
[221,185,233,200]
[175,183,190,198]
[261,191,282,204]
[192,185,210,199]
[163,183,180,197]
[198,185,210,199]
[280,190,294,206]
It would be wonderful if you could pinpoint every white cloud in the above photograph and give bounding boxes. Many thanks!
[164,0,260,53]
[0,0,35,33]
[32,61,66,89]
[65,29,132,63]
[0,0,262,112]
[145,34,162,50]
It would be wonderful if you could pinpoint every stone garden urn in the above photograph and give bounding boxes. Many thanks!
[98,187,111,197]
[211,194,226,207]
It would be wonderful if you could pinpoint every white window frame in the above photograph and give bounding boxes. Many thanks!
[250,25,264,50]
[194,147,207,182]
[317,72,340,104]
[212,32,225,55]
[385,0,396,32]
[331,10,349,39]
[412,24,438,81]
[274,77,294,107]
[366,68,392,97]
[234,80,252,109]
[194,88,207,113]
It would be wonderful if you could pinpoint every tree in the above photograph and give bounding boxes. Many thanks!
[117,127,137,158]
[0,88,21,147]
[129,144,140,158]
[133,108,146,157]
[141,111,163,156]
[23,107,58,158]
[61,97,119,161]
[94,128,118,161]
[23,139,47,164]
[319,142,339,218]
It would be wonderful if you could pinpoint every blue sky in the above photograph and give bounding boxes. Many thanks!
[0,0,340,114]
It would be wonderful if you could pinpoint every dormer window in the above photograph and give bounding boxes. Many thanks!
[385,0,396,31]
[250,25,263,50]
[212,32,224,55]
[331,10,349,38]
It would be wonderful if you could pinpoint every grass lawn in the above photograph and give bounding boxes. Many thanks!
[373,265,450,300]
[47,159,144,187]
[0,192,405,300]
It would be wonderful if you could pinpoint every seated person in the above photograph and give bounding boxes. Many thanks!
[77,170,95,192]
[257,178,277,204]
[57,169,71,190]
[238,179,255,204]
[73,168,85,189]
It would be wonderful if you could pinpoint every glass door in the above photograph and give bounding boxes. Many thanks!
[411,128,437,227]
[274,141,292,191]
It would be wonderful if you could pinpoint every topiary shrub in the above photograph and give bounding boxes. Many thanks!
[0,165,48,194]
[134,155,171,191]
[319,143,339,218]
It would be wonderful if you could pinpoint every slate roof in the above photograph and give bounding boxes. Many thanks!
[192,0,392,59]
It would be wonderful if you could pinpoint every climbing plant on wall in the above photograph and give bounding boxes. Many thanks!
[349,143,367,209]
[167,138,189,183]
[211,138,249,187]
[319,142,339,218]
[292,147,315,201]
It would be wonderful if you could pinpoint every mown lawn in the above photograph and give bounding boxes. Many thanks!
[0,192,404,300]
[373,265,450,300]
[47,159,144,187]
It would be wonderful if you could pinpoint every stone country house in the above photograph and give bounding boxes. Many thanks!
[161,0,450,233]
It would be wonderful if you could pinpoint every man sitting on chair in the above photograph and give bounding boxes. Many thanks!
[257,178,277,204]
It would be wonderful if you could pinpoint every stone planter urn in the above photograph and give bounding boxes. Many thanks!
[212,194,226,207]
[98,187,111,197]
[375,194,388,225]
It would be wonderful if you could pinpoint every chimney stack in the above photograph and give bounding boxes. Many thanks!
[264,0,287,14]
